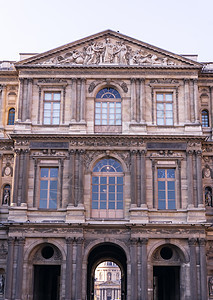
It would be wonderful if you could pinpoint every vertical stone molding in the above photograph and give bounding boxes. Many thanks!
[196,150,203,206]
[71,79,77,122]
[0,85,6,128]
[59,158,64,208]
[76,79,81,122]
[71,238,77,299]
[193,79,199,123]
[141,238,148,300]
[199,238,207,299]
[131,78,136,122]
[22,79,28,121]
[176,87,179,124]
[188,238,198,300]
[130,238,138,299]
[15,237,25,300]
[152,160,156,208]
[62,86,66,124]
[5,237,15,300]
[12,149,21,205]
[37,86,41,124]
[151,88,154,124]
[65,238,73,300]
[186,150,194,207]
[68,150,75,206]
[74,150,79,206]
[130,150,137,205]
[75,238,84,300]
[177,159,182,208]
[140,79,145,123]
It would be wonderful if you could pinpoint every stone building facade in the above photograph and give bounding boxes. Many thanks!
[0,30,213,299]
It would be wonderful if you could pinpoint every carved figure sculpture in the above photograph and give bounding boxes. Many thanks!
[205,188,212,207]
[0,274,5,294]
[209,276,213,296]
[2,189,10,205]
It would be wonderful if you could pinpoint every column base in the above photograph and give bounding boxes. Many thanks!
[187,206,206,223]
[129,205,149,223]
[66,204,85,223]
[8,204,28,222]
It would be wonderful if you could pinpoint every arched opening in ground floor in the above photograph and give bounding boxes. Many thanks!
[87,243,127,300]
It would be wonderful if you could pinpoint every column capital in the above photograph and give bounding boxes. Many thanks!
[140,238,148,245]
[129,238,138,245]
[199,238,207,246]
[188,238,197,246]
[7,237,15,245]
[66,237,74,244]
[17,237,25,245]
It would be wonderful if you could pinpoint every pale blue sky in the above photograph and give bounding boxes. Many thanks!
[1,0,213,62]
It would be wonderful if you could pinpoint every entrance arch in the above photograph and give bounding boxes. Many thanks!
[87,243,127,300]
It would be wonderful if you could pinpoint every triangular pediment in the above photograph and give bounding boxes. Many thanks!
[16,30,202,68]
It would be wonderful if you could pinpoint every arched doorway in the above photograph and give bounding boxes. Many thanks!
[32,243,62,300]
[87,243,127,300]
[152,244,186,300]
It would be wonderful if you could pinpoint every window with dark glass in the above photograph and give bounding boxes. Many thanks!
[95,88,121,132]
[202,110,209,127]
[92,158,123,218]
[39,167,58,209]
[8,108,15,125]
[156,93,173,125]
[43,92,61,125]
[158,169,175,209]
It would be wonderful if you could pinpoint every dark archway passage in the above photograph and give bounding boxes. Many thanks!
[87,243,127,300]
[153,266,180,300]
[33,265,60,300]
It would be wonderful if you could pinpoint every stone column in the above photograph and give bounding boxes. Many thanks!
[65,238,73,300]
[136,151,141,207]
[68,150,75,206]
[26,79,33,120]
[71,79,77,122]
[75,238,84,300]
[37,87,41,124]
[199,239,207,299]
[17,150,24,206]
[71,238,77,299]
[184,79,190,123]
[59,158,64,208]
[76,79,81,122]
[176,87,179,124]
[130,150,137,205]
[141,150,146,206]
[152,160,156,208]
[140,79,145,123]
[15,237,25,300]
[188,238,198,300]
[78,150,84,205]
[5,237,15,300]
[18,79,24,120]
[186,150,194,207]
[178,160,182,209]
[131,79,136,122]
[190,80,195,123]
[151,88,154,124]
[74,151,79,207]
[12,149,21,205]
[196,150,203,206]
[193,79,199,123]
[141,238,148,300]
[130,238,138,299]
[62,87,66,124]
[21,149,29,204]
[22,79,28,121]
[33,158,38,207]
[80,78,86,122]
[135,79,140,123]
[0,85,6,128]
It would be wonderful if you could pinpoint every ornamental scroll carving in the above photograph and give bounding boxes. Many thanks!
[37,38,179,67]
[88,80,128,93]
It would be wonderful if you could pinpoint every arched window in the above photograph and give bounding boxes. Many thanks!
[95,88,122,133]
[92,158,124,218]
[8,108,15,125]
[2,184,10,205]
[201,110,209,127]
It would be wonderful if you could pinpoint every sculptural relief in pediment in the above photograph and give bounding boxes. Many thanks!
[36,37,183,67]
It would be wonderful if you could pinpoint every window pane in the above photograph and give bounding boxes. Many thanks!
[100,193,107,200]
[157,103,164,110]
[40,181,48,189]
[168,181,175,190]
[166,103,173,110]
[49,200,57,209]
[168,191,175,200]
[40,189,47,199]
[158,200,166,209]
[92,177,99,184]
[165,94,173,101]
[41,168,49,177]
[157,118,164,125]
[109,177,115,184]
[53,93,61,100]
[158,181,165,190]
[100,202,106,209]
[39,200,47,209]
[157,94,163,101]
[44,93,52,100]
[117,202,123,209]
[166,118,173,125]
[158,169,165,178]
[117,185,123,193]
[158,191,166,200]
[50,168,58,177]
[92,201,98,209]
[109,193,115,200]
[100,177,107,184]
[92,193,98,200]
[92,185,99,193]
[109,185,115,192]
[44,102,51,109]
[109,202,115,209]
[167,169,175,178]
[168,201,176,209]
[50,181,57,190]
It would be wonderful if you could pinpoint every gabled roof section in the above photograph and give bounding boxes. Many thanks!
[15,30,202,69]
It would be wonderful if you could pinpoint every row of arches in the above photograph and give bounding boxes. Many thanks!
[20,239,187,300]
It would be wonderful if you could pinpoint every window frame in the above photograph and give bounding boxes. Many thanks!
[156,92,174,126]
[39,166,59,209]
[7,108,15,125]
[43,91,61,125]
[157,168,176,210]
[91,158,124,219]
[201,109,209,127]
[94,87,122,133]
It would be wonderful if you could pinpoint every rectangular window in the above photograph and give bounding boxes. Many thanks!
[156,93,173,125]
[39,167,58,209]
[43,92,61,125]
[157,168,175,210]
[95,101,122,126]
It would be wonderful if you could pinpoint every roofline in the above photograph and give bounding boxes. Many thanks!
[15,29,202,67]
